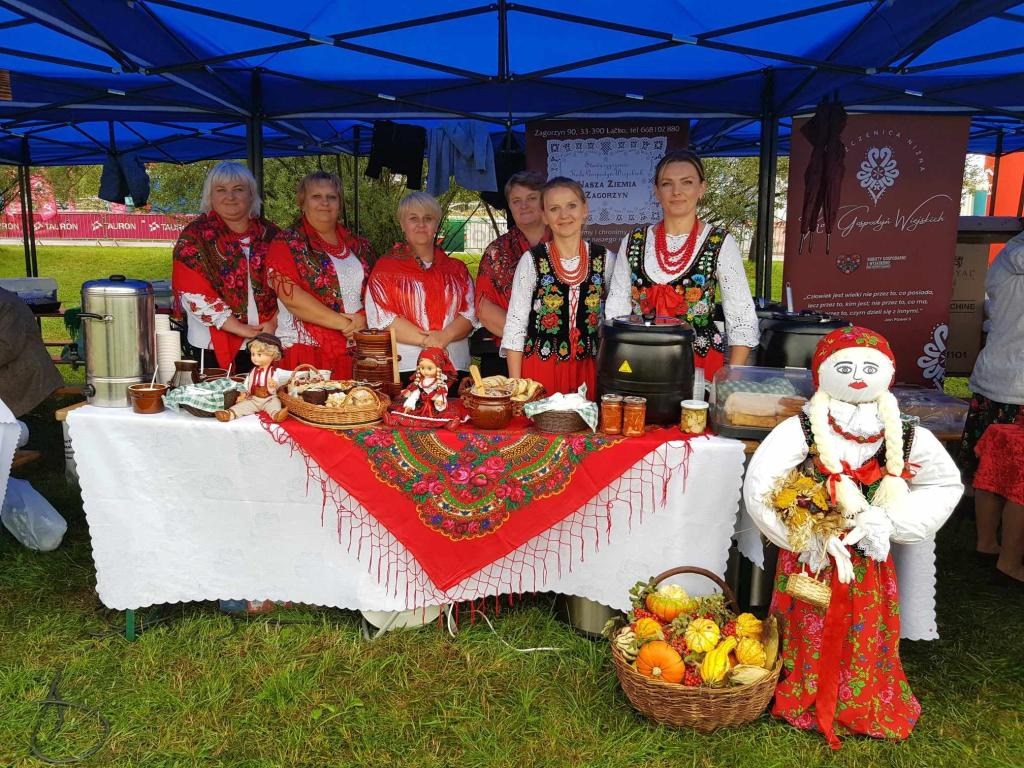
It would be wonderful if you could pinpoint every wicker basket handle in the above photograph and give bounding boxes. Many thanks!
[651,566,740,615]
[285,363,324,387]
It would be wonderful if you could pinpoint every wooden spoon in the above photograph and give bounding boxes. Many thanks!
[469,364,484,394]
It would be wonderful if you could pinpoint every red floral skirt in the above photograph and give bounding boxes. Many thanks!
[696,347,725,381]
[770,549,920,749]
[522,355,596,397]
[973,424,1024,505]
[281,343,353,380]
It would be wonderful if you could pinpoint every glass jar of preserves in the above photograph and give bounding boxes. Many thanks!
[600,394,624,435]
[622,396,647,437]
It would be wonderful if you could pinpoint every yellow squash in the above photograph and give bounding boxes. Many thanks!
[735,637,767,667]
[735,612,764,640]
[684,618,720,653]
[700,636,738,685]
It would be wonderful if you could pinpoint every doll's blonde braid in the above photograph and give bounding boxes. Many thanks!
[870,390,910,510]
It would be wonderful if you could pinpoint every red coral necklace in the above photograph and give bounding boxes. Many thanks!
[654,218,701,274]
[548,240,588,286]
[828,413,884,444]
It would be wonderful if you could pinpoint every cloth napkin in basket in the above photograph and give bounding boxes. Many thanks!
[523,384,599,432]
[163,378,240,413]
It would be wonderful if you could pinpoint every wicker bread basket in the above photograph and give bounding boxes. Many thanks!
[611,566,782,731]
[278,364,389,427]
[530,408,588,434]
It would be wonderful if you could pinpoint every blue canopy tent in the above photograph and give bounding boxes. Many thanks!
[1,0,1023,288]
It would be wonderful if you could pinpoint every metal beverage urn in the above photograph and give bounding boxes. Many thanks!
[80,275,155,407]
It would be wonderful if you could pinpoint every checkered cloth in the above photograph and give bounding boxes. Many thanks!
[163,378,241,413]
[714,376,799,403]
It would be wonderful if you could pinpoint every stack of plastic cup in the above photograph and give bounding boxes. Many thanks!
[155,330,181,385]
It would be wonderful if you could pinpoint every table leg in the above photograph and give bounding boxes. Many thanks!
[124,609,136,641]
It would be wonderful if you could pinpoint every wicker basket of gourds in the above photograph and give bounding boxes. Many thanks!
[609,566,782,731]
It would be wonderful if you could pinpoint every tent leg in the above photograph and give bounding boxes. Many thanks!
[988,130,1003,217]
[247,70,264,202]
[754,70,778,301]
[353,126,361,237]
[17,153,38,278]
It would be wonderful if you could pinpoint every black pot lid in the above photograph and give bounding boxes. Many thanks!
[607,315,695,333]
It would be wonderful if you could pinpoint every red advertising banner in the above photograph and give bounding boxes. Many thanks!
[525,119,689,250]
[783,114,970,387]
[0,211,195,241]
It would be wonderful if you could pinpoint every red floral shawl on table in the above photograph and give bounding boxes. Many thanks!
[266,218,374,366]
[172,212,279,368]
[367,243,472,331]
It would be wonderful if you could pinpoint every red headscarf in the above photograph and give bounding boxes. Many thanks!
[811,325,896,388]
[418,346,457,379]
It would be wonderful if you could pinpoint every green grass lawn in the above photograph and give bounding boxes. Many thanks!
[2,397,1022,767]
[0,246,1014,766]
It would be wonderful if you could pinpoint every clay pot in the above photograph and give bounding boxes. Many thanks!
[353,329,392,356]
[170,360,200,388]
[465,391,514,430]
[128,383,168,414]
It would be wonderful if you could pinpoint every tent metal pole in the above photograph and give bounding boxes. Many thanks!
[17,164,32,277]
[988,130,1004,217]
[353,125,360,237]
[20,138,38,277]
[248,70,264,201]
[754,70,777,300]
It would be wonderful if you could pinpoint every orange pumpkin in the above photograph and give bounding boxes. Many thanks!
[645,592,686,623]
[633,617,665,642]
[634,640,685,684]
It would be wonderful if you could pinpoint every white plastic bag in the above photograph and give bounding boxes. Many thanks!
[0,478,67,551]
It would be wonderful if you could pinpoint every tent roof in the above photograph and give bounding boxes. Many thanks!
[1,0,1023,164]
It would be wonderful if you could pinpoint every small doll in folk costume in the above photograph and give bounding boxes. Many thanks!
[743,326,963,749]
[399,347,456,417]
[215,333,289,423]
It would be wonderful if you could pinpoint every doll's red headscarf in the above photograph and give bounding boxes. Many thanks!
[811,325,896,388]
[418,346,457,379]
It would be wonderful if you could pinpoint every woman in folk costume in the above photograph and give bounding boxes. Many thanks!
[474,171,551,376]
[266,171,375,378]
[605,149,759,379]
[172,161,280,373]
[743,326,962,749]
[502,177,614,396]
[365,191,476,381]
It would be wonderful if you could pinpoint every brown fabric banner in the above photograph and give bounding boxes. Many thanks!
[525,120,689,251]
[783,114,970,387]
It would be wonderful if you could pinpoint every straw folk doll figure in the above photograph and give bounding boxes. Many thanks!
[743,325,962,749]
[216,333,288,423]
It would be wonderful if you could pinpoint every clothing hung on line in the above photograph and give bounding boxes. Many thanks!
[365,121,426,190]
[426,121,498,196]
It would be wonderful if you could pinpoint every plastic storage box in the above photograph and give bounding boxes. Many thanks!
[710,364,813,439]
[891,387,969,437]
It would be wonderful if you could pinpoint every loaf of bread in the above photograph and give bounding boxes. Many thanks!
[723,392,807,428]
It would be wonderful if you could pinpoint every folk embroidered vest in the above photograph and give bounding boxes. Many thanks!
[625,225,727,358]
[797,412,915,500]
[523,242,607,361]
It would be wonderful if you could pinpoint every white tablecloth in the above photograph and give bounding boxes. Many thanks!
[734,503,939,641]
[68,406,747,611]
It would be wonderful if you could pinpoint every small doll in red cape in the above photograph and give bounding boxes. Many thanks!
[399,347,455,417]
